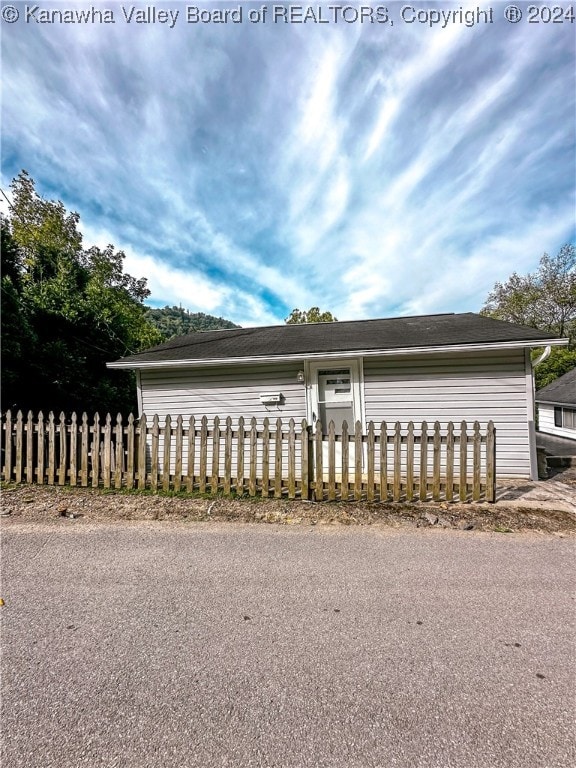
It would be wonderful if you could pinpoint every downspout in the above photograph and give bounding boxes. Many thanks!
[527,345,551,480]
[532,345,551,369]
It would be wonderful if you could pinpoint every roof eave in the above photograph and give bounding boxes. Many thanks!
[107,337,569,370]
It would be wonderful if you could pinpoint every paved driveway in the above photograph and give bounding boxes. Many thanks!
[1,521,574,768]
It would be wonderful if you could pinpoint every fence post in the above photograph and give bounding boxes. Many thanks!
[486,421,496,503]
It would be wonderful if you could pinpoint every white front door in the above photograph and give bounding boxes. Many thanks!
[307,360,363,475]
[317,369,355,434]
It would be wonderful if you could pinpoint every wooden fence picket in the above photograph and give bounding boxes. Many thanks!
[341,420,350,501]
[432,421,441,502]
[327,420,336,501]
[314,421,323,502]
[91,413,100,488]
[366,421,375,502]
[3,410,13,484]
[80,413,89,487]
[37,411,45,485]
[393,422,401,501]
[459,420,468,502]
[26,411,34,484]
[446,421,454,502]
[406,421,414,502]
[58,412,67,486]
[473,421,481,501]
[287,419,296,499]
[126,414,135,490]
[151,414,160,491]
[15,411,23,484]
[379,422,387,502]
[236,417,245,496]
[47,412,55,486]
[1,412,496,504]
[419,421,428,502]
[274,418,283,499]
[224,417,232,496]
[248,417,257,497]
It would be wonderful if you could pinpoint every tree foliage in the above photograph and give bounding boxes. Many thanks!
[1,171,163,415]
[146,306,239,339]
[481,244,576,388]
[285,307,338,324]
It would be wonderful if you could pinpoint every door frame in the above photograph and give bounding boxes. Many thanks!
[305,358,365,432]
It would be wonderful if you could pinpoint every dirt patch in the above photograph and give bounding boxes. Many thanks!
[1,485,574,535]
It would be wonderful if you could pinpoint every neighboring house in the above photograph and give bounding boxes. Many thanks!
[536,368,576,441]
[108,313,567,479]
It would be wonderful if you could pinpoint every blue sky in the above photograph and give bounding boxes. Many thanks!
[1,1,575,326]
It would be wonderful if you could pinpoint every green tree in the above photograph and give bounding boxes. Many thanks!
[285,306,338,324]
[481,244,576,388]
[1,172,162,414]
[145,306,239,340]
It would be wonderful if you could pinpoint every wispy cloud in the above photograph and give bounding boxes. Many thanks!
[2,2,574,326]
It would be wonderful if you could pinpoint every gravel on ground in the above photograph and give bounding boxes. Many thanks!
[1,484,574,535]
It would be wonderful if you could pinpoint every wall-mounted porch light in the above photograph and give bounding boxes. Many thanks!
[297,370,305,383]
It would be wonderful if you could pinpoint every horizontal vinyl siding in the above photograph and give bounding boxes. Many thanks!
[538,404,576,440]
[140,363,307,424]
[363,350,530,478]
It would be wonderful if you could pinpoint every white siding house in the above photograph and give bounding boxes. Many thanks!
[536,368,576,441]
[109,313,567,479]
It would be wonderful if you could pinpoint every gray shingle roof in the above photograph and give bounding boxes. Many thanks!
[536,367,576,406]
[111,312,561,367]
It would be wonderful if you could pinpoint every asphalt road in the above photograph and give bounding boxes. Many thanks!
[1,521,574,768]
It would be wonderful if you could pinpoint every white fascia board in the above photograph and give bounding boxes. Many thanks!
[107,337,569,370]
[536,398,576,407]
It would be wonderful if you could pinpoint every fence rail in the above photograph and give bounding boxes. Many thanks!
[1,411,496,503]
